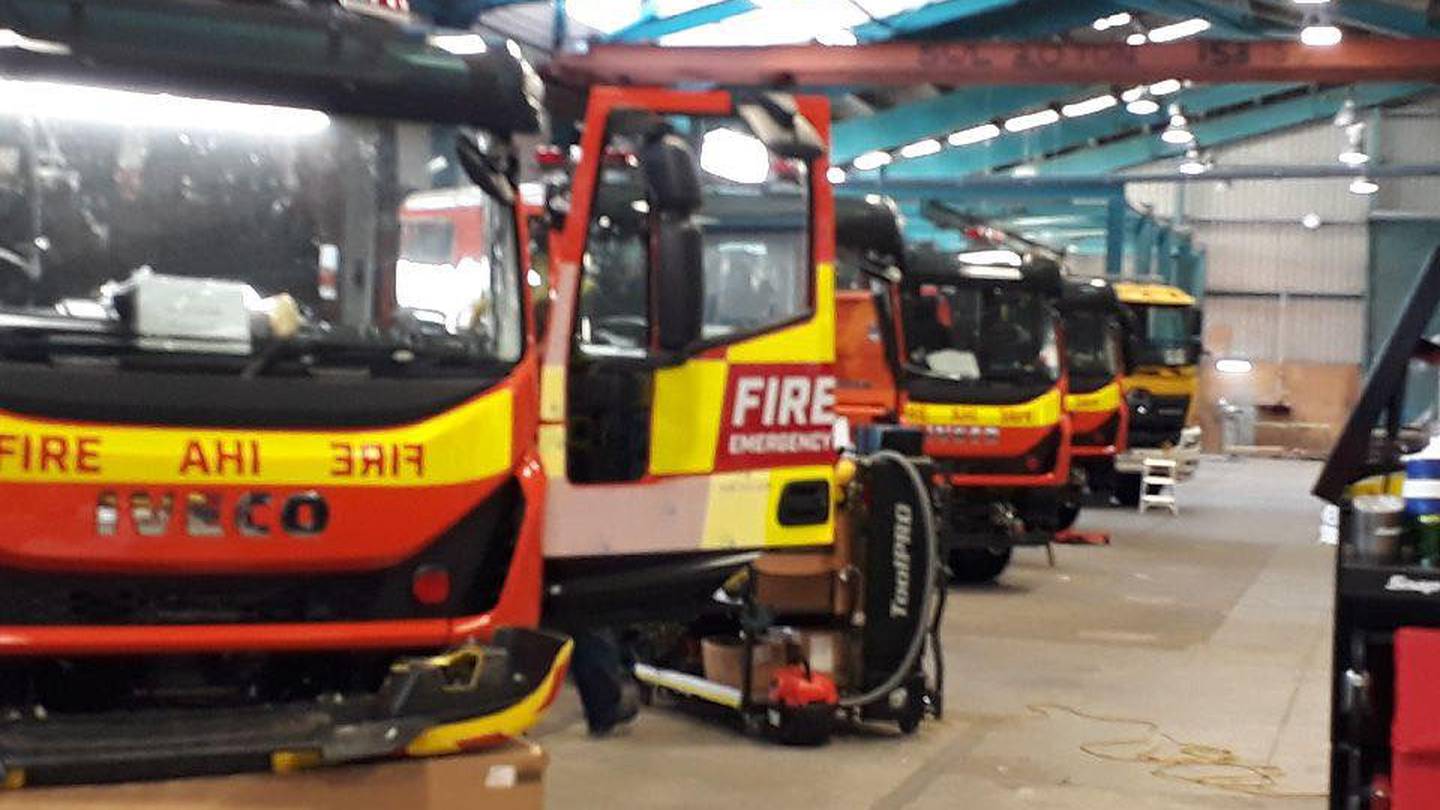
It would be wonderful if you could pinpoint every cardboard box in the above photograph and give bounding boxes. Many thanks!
[701,634,787,702]
[2,738,547,810]
[753,553,845,615]
[794,628,853,685]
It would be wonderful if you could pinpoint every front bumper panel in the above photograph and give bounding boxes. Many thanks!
[0,627,570,787]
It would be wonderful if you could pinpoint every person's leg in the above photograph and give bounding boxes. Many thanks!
[570,627,635,734]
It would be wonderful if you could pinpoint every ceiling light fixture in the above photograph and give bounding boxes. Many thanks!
[1301,212,1323,230]
[1178,147,1209,175]
[1161,104,1195,145]
[826,166,847,184]
[947,122,1001,146]
[898,138,942,159]
[1300,8,1343,47]
[852,150,893,172]
[1092,11,1133,30]
[1216,358,1254,374]
[1334,96,1357,127]
[1338,122,1369,165]
[1349,176,1379,195]
[1126,89,1161,115]
[1149,78,1184,96]
[1061,94,1118,118]
[1004,108,1061,133]
[1301,24,1343,45]
[1126,31,1148,46]
[1147,17,1212,43]
[1011,164,1038,178]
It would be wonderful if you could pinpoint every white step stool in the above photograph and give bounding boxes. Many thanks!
[1138,458,1179,515]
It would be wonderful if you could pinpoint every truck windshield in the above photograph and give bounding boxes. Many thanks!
[901,282,1058,385]
[0,78,522,373]
[1130,303,1197,367]
[1065,309,1121,378]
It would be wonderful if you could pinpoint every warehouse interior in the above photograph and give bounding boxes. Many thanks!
[1,1,1439,809]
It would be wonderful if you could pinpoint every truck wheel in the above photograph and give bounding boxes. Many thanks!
[1114,472,1142,507]
[1056,487,1082,531]
[948,548,1012,584]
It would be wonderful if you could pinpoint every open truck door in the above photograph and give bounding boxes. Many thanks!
[539,89,839,626]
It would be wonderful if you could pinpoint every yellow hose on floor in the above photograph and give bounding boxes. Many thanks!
[1026,704,1326,800]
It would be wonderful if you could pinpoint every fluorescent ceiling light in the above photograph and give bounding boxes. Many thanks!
[1003,108,1060,133]
[1092,12,1131,30]
[1349,176,1379,195]
[1215,358,1253,374]
[1338,149,1370,166]
[699,127,770,184]
[1147,17,1212,43]
[0,79,330,136]
[1126,32,1148,46]
[898,138,942,159]
[852,150,893,171]
[948,123,1001,146]
[1301,24,1343,46]
[1157,107,1192,144]
[1011,164,1038,178]
[1149,79,1183,96]
[1121,86,1147,103]
[1126,98,1161,115]
[1062,94,1118,118]
[958,249,1023,267]
[1178,149,1208,175]
[826,166,847,184]
[1301,212,1322,230]
[1161,124,1195,145]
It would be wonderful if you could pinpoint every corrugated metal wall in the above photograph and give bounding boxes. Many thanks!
[1125,118,1381,365]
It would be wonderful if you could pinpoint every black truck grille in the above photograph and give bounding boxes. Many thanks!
[1129,395,1189,448]
[940,428,1061,477]
[0,482,522,626]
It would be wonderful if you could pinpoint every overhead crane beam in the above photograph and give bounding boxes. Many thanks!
[550,38,1440,87]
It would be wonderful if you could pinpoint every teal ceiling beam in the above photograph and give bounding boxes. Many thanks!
[1034,82,1431,175]
[1330,0,1440,35]
[833,85,1078,164]
[868,82,1297,179]
[853,0,1023,41]
[1117,0,1275,38]
[606,0,756,42]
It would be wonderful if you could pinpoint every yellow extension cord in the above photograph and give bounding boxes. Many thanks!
[1026,704,1327,800]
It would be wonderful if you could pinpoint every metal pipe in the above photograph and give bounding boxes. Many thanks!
[551,39,1440,87]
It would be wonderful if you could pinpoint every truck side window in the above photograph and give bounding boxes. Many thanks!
[576,169,649,353]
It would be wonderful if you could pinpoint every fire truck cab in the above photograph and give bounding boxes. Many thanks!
[834,196,1070,583]
[0,0,567,783]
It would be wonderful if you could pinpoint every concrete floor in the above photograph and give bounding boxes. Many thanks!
[537,458,1334,809]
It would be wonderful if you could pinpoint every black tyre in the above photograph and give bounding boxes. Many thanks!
[774,703,834,746]
[1055,486,1083,532]
[1113,471,1142,507]
[948,547,1012,584]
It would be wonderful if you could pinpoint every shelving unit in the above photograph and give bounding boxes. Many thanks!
[1317,247,1440,810]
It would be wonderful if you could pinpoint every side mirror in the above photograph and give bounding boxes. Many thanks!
[639,131,704,354]
[653,219,704,353]
[456,134,515,206]
[640,132,702,214]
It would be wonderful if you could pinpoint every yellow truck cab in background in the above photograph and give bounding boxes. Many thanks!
[1112,280,1203,504]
